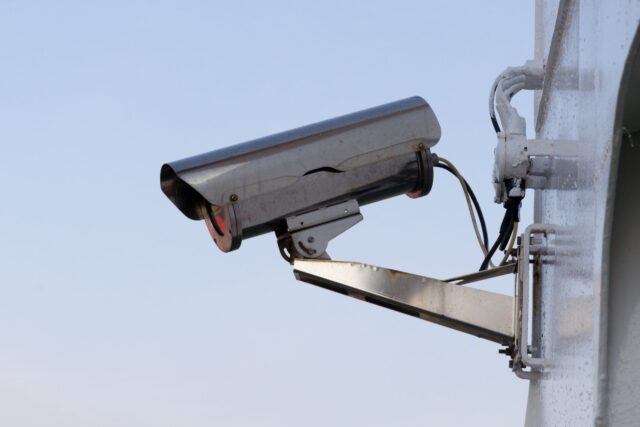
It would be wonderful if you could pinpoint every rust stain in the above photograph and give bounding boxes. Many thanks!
[386,268,409,279]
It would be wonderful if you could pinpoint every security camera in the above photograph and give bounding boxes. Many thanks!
[160,80,535,367]
[160,96,440,260]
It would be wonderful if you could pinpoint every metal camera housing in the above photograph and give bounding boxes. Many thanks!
[161,96,440,258]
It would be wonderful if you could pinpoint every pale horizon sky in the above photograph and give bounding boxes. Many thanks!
[1,2,534,426]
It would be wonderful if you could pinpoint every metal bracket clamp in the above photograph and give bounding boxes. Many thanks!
[489,59,578,203]
[493,135,578,203]
[277,200,363,262]
[512,223,555,380]
[292,259,516,345]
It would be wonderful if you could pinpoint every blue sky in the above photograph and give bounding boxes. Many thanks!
[0,1,534,425]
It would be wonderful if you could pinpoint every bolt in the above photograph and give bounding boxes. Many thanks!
[229,193,239,202]
[307,236,315,243]
[499,347,514,356]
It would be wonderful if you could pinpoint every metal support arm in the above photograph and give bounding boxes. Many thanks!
[291,224,557,381]
[293,259,515,345]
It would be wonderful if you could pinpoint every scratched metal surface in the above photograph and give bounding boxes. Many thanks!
[527,1,640,425]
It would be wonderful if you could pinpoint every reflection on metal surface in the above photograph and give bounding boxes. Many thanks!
[293,259,515,345]
[161,97,440,252]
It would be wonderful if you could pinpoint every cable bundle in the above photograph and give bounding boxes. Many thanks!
[433,155,519,271]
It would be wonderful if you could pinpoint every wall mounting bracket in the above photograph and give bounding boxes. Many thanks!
[490,59,578,203]
[511,223,555,379]
[493,134,578,203]
[290,223,556,380]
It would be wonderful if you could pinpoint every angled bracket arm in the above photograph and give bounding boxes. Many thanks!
[292,259,515,345]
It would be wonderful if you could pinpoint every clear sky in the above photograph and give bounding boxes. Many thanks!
[0,1,534,426]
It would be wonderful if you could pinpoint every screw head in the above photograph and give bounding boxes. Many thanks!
[229,193,239,202]
[307,236,315,243]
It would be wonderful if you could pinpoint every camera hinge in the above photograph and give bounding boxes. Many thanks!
[277,200,363,262]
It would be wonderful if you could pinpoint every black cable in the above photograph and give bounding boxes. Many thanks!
[499,218,515,251]
[480,233,505,272]
[434,163,489,251]
[490,83,502,134]
[491,116,501,133]
[479,196,522,271]
[501,197,522,252]
[479,208,513,271]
